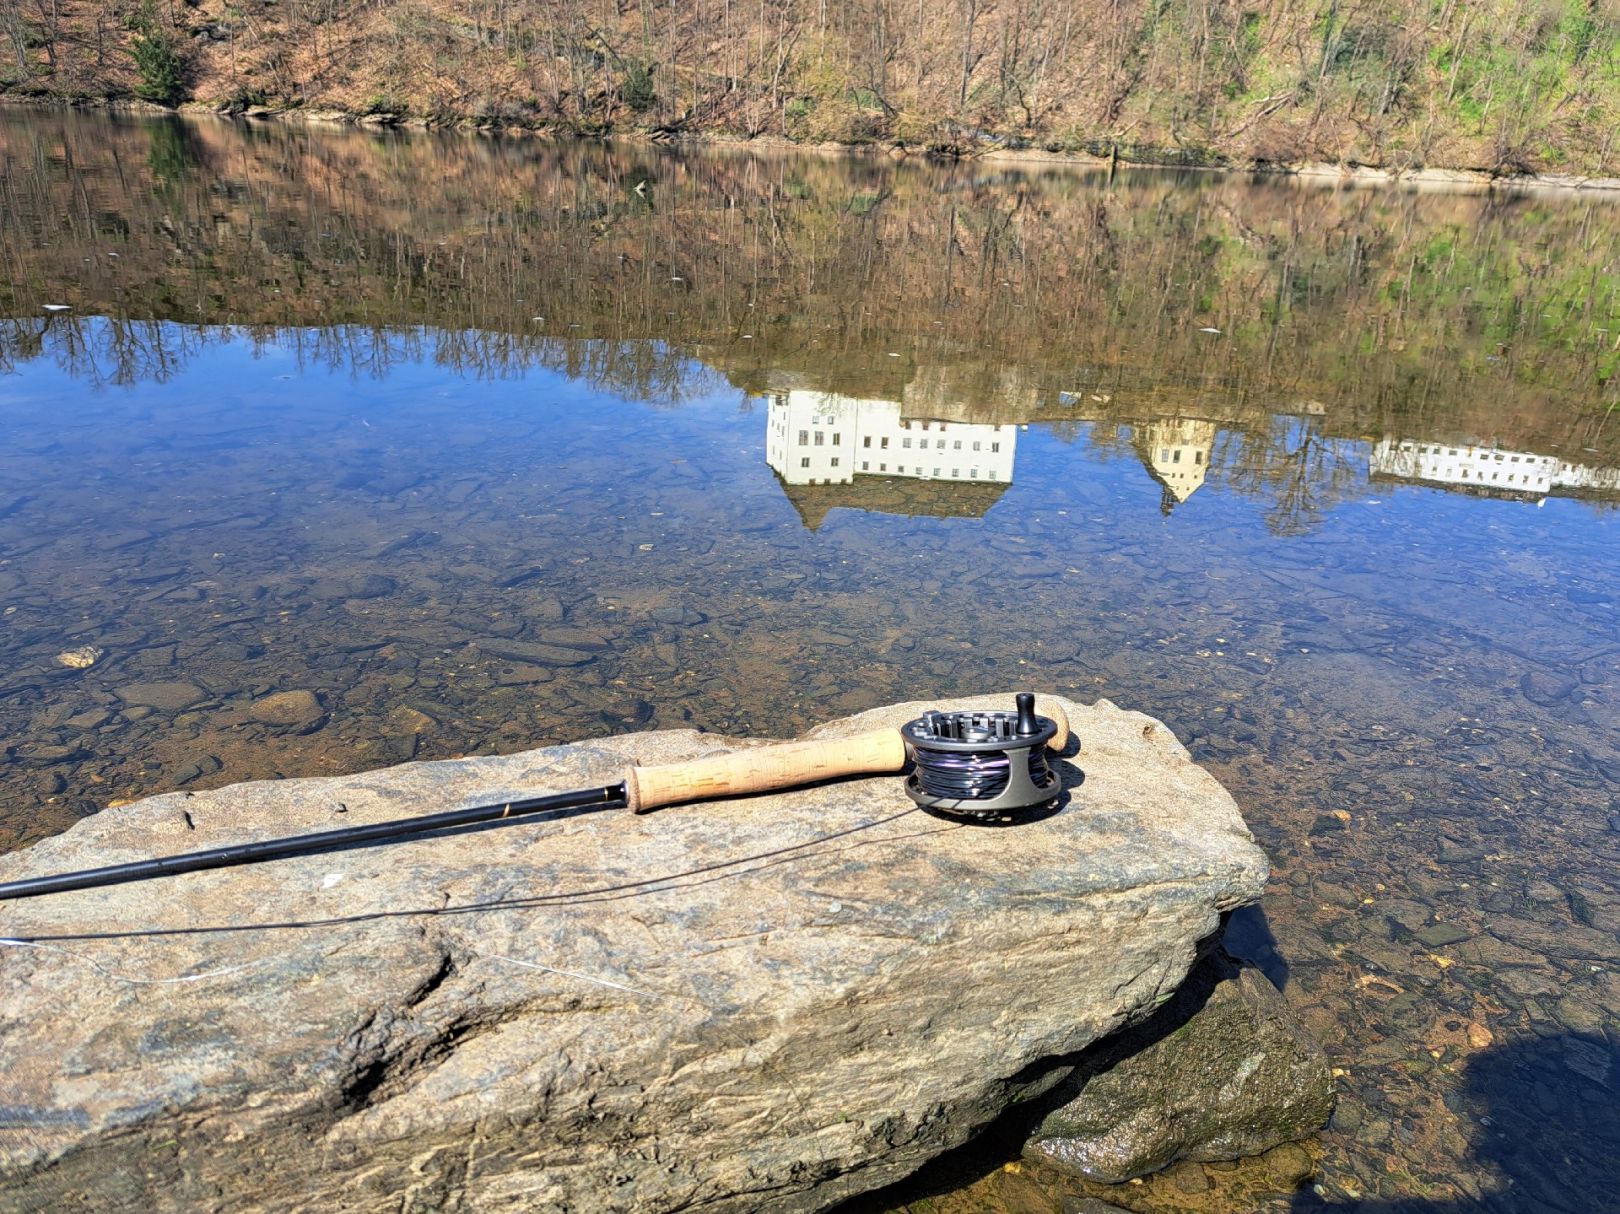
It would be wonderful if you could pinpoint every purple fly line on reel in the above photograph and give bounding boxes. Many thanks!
[900,693,1063,821]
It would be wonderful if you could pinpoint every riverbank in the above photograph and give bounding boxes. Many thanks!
[8,0,1618,184]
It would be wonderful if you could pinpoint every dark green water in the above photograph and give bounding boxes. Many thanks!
[2,111,1618,1213]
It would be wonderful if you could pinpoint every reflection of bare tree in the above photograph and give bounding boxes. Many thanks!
[0,318,43,371]
[2,313,726,408]
[1214,416,1364,535]
[0,315,197,388]
[1079,420,1136,461]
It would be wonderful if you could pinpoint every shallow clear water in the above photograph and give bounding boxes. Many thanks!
[2,111,1618,1212]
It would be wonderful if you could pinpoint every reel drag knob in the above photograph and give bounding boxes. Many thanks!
[901,692,1064,821]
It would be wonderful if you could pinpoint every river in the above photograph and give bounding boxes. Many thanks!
[1,110,1617,1213]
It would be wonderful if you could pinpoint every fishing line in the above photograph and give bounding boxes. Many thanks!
[910,745,1055,802]
[480,953,662,998]
[0,937,271,986]
[0,808,937,944]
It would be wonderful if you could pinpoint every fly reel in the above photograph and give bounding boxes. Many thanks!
[902,692,1064,821]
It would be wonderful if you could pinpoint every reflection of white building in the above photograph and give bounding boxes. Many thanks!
[1559,461,1620,494]
[1142,418,1215,503]
[1130,417,1217,514]
[1371,439,1620,501]
[765,390,1017,486]
[1371,440,1556,495]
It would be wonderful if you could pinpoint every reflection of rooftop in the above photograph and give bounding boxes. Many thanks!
[1370,438,1620,503]
[765,389,1017,525]
[773,472,1011,530]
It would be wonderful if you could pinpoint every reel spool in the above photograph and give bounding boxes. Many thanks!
[902,692,1063,821]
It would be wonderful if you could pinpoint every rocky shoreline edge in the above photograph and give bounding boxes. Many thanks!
[5,94,1618,196]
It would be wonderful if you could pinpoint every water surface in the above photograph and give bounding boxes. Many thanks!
[2,111,1619,1212]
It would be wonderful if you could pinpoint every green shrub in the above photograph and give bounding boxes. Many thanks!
[130,6,186,106]
[622,61,655,113]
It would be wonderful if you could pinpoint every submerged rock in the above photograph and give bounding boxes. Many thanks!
[1025,947,1333,1183]
[308,573,397,601]
[0,694,1267,1213]
[53,645,103,670]
[473,638,597,667]
[247,689,325,729]
[115,680,206,712]
[1520,670,1578,706]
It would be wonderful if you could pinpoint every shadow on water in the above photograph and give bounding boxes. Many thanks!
[1292,1032,1620,1214]
[1225,902,1290,991]
[840,910,1620,1213]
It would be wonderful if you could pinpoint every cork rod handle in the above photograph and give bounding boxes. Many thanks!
[626,729,906,813]
[625,701,1069,814]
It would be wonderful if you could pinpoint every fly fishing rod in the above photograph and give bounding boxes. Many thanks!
[0,693,1070,902]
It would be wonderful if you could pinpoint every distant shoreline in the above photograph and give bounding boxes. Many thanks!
[6,94,1620,196]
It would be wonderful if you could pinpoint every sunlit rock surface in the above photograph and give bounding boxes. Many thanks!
[0,694,1266,1213]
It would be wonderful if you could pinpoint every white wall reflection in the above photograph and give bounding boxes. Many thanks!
[766,390,1017,487]
[1371,438,1620,502]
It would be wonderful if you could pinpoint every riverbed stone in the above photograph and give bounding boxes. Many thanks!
[386,706,437,735]
[115,680,206,712]
[13,742,88,766]
[1024,947,1333,1183]
[53,645,103,670]
[1416,922,1473,948]
[309,573,397,601]
[474,638,597,666]
[1490,914,1620,963]
[0,694,1267,1213]
[247,689,324,728]
[1521,670,1578,706]
[1259,1140,1314,1188]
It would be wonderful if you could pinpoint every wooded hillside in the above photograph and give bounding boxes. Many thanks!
[3,0,1618,175]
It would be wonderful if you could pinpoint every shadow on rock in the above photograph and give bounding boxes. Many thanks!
[837,927,1332,1212]
[1292,1031,1620,1213]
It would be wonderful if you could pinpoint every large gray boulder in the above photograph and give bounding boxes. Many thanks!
[0,694,1267,1213]
[1026,947,1335,1182]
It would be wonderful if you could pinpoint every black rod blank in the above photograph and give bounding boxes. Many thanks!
[0,782,628,902]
